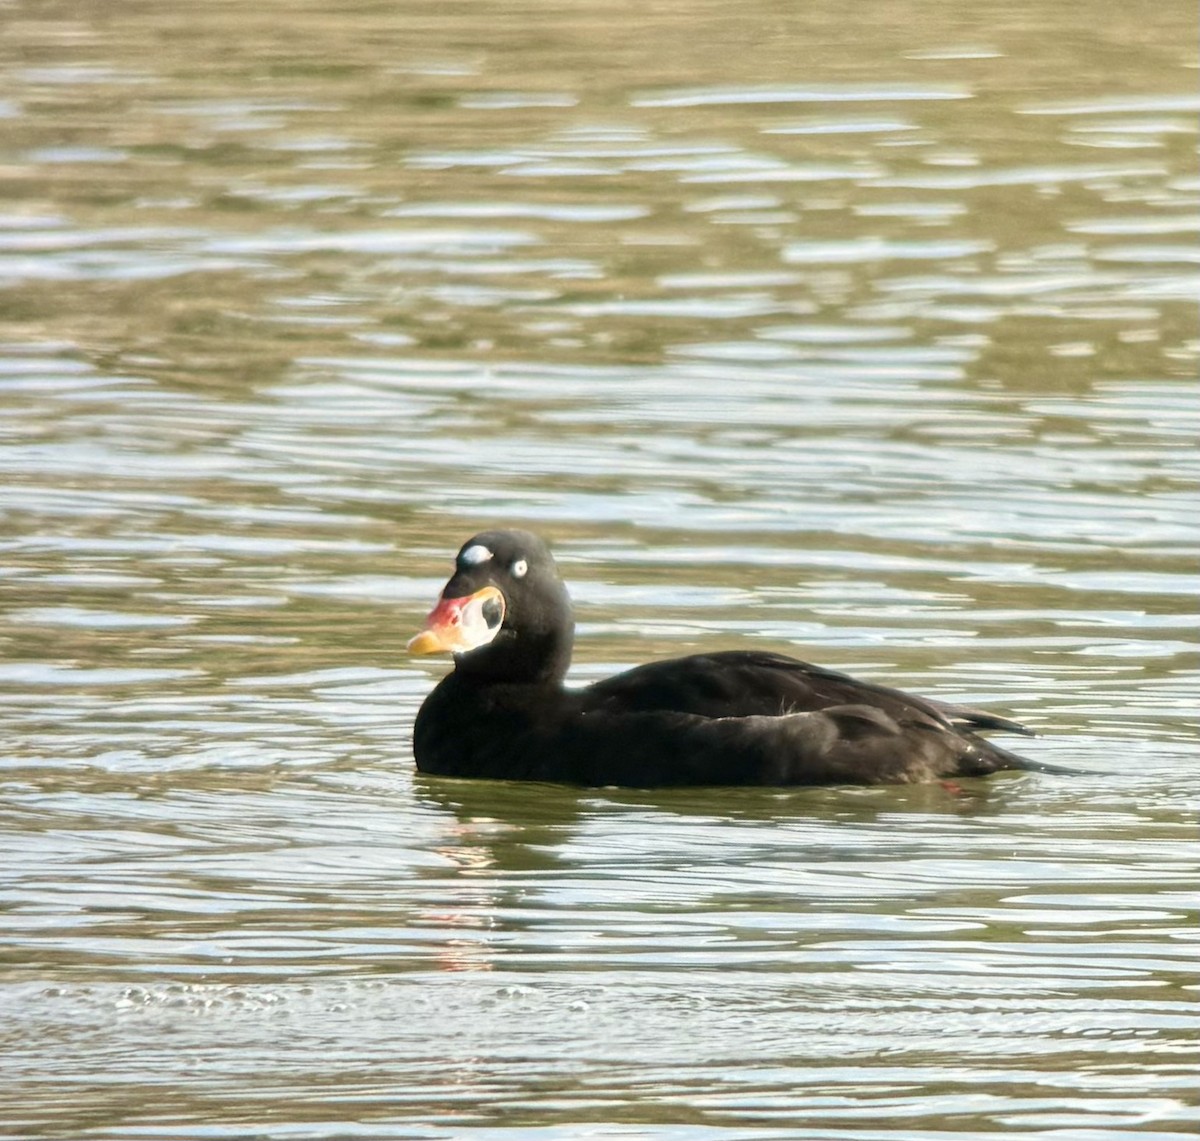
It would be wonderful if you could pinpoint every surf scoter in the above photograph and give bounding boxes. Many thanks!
[408,529,1057,787]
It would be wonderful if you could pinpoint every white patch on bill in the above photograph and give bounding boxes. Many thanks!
[459,544,494,566]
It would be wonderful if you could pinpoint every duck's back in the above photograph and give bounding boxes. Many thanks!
[582,649,1023,731]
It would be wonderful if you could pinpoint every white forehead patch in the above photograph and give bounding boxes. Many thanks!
[459,544,494,567]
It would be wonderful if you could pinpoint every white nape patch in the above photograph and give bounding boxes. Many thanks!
[459,544,494,567]
[511,558,528,579]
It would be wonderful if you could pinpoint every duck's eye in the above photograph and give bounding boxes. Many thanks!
[481,595,504,630]
[511,559,528,579]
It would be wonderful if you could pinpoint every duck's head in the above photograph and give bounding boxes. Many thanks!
[407,529,574,683]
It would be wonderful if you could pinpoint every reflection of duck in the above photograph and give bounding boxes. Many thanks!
[409,530,1062,788]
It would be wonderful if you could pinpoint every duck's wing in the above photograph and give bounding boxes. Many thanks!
[921,696,1036,737]
[561,698,1042,786]
[583,649,1032,732]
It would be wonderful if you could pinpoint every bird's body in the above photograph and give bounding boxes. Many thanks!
[409,529,1057,788]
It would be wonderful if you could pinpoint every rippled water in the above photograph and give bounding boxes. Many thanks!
[1,0,1198,1137]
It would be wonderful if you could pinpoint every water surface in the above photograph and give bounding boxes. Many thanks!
[1,0,1198,1137]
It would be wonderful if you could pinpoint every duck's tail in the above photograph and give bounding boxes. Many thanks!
[967,734,1082,777]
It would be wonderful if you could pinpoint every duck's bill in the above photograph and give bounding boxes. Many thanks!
[407,586,505,655]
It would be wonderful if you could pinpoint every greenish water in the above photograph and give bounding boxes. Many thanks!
[1,0,1197,1137]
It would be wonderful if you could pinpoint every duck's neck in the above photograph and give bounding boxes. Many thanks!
[454,622,574,687]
